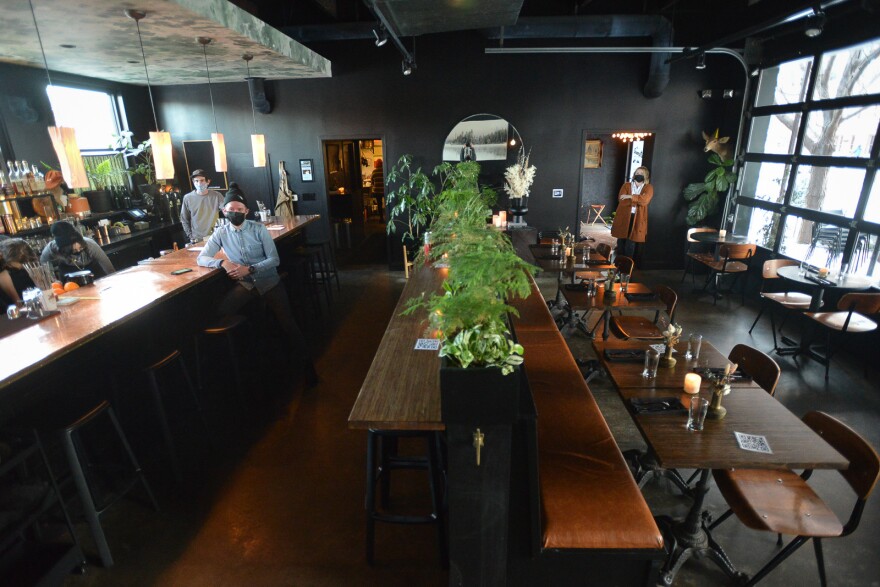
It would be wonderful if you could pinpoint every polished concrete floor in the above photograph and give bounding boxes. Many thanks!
[61,265,880,586]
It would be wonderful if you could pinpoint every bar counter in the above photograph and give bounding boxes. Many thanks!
[0,215,319,391]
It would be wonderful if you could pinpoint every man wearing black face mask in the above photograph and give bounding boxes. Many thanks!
[197,183,317,387]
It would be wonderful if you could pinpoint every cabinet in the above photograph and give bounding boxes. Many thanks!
[0,431,85,585]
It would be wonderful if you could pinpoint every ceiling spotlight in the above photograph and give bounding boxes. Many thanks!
[804,10,826,37]
[696,52,706,70]
[700,89,713,99]
[401,58,415,76]
[373,25,388,47]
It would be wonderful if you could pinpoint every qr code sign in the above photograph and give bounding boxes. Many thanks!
[735,431,773,454]
[414,338,441,351]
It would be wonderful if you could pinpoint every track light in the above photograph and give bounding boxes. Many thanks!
[373,25,388,47]
[401,58,415,76]
[696,52,706,70]
[804,10,826,37]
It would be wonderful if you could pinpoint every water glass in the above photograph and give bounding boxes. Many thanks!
[642,349,660,379]
[687,396,709,431]
[550,238,561,256]
[685,333,702,360]
[581,247,590,263]
[620,274,631,293]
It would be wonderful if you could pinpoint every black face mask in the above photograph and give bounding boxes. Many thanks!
[226,211,246,226]
[633,174,645,183]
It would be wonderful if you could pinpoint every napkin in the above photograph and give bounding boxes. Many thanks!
[624,292,659,301]
[605,349,646,362]
[693,367,752,382]
[804,274,837,286]
[630,397,687,415]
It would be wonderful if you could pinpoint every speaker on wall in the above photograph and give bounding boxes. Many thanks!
[246,77,272,114]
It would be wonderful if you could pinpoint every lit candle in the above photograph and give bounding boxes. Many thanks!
[492,214,501,228]
[718,229,727,237]
[565,246,572,257]
[818,267,829,278]
[684,373,702,394]
[499,211,507,225]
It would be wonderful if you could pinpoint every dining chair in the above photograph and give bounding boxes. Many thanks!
[697,243,757,305]
[537,230,562,245]
[728,343,781,396]
[681,227,718,284]
[804,292,880,379]
[710,411,880,587]
[748,259,812,351]
[614,255,634,278]
[608,285,676,340]
[595,242,612,260]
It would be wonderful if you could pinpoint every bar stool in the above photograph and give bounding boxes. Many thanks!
[293,246,332,309]
[60,401,159,567]
[193,315,250,411]
[365,429,447,568]
[284,258,323,321]
[144,349,211,481]
[310,239,340,293]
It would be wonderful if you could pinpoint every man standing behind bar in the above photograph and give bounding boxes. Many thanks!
[197,183,317,388]
[181,169,223,243]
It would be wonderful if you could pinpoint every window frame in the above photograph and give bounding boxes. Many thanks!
[734,38,880,272]
[45,82,128,155]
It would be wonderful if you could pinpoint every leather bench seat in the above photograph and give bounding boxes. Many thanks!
[511,282,663,552]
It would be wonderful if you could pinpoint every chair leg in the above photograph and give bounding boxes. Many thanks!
[365,431,377,565]
[707,507,735,530]
[177,354,212,443]
[814,537,827,587]
[769,308,780,351]
[106,406,159,512]
[824,330,833,380]
[63,432,115,567]
[749,304,765,334]
[146,370,181,481]
[746,535,810,587]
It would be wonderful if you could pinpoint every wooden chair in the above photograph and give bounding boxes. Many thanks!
[595,242,612,261]
[804,293,880,380]
[711,411,880,587]
[403,245,414,279]
[728,343,781,396]
[696,243,756,305]
[609,285,677,340]
[614,255,634,278]
[682,227,718,284]
[537,230,561,245]
[748,259,812,352]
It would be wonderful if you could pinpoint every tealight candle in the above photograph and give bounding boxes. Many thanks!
[818,267,829,278]
[492,214,500,227]
[684,373,702,394]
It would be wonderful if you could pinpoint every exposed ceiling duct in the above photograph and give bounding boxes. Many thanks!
[485,16,674,98]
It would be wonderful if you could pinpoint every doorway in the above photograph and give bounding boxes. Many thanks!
[321,138,386,265]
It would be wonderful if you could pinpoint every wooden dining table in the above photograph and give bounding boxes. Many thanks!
[593,337,849,585]
[528,244,612,311]
[563,283,668,339]
[0,215,319,392]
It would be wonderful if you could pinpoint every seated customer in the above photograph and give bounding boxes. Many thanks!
[197,183,317,388]
[0,238,38,298]
[0,255,18,306]
[40,221,115,278]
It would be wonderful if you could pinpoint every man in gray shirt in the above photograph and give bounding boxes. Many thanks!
[180,169,223,242]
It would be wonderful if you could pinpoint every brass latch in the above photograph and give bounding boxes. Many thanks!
[473,428,485,466]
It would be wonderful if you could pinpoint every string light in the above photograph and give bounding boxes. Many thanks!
[612,132,654,143]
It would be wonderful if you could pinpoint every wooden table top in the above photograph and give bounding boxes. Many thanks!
[777,265,877,291]
[564,283,668,313]
[626,387,848,470]
[593,339,761,391]
[348,265,446,430]
[0,215,318,390]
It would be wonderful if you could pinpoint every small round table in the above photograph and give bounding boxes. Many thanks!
[777,265,877,311]
[690,232,750,261]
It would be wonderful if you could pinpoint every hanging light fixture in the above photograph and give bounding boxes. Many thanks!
[242,54,266,167]
[612,131,653,143]
[198,37,227,172]
[29,0,88,188]
[126,10,174,181]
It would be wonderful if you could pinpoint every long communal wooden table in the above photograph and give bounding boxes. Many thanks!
[0,215,319,391]
[348,265,445,431]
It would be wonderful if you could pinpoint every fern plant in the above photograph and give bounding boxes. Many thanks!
[683,153,737,226]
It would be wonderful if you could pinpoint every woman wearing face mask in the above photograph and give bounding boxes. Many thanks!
[197,183,318,388]
[610,166,653,258]
[40,220,115,278]
[0,238,39,299]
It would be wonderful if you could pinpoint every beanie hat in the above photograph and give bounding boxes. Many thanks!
[51,221,84,249]
[223,182,248,207]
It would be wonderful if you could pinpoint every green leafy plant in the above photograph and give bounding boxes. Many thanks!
[402,161,538,375]
[683,153,737,226]
[385,155,437,243]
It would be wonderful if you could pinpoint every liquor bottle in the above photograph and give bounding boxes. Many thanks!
[0,171,10,196]
[13,161,27,195]
[31,164,45,192]
[21,160,36,194]
[7,161,20,196]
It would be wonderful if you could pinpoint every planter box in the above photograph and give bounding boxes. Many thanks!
[440,358,521,587]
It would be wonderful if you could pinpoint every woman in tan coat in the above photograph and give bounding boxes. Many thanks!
[610,166,653,258]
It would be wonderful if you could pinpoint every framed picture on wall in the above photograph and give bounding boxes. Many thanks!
[584,140,603,168]
[300,159,314,182]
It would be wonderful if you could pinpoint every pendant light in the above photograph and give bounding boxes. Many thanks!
[198,37,227,172]
[242,54,266,167]
[125,10,174,180]
[29,0,88,188]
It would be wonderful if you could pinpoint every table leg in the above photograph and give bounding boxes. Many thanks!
[657,469,746,586]
[809,288,824,312]
[547,272,565,310]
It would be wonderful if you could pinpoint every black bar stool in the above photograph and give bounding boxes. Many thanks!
[365,429,447,568]
[194,314,250,411]
[60,401,158,567]
[143,349,211,480]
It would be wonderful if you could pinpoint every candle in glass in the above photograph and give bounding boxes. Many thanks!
[684,373,701,394]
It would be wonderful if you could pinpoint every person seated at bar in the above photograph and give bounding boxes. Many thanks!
[197,183,317,388]
[40,220,115,278]
[181,168,224,243]
[0,253,18,306]
[0,238,38,298]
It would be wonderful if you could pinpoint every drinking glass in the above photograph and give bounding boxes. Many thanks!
[685,333,702,360]
[551,238,561,257]
[582,247,590,263]
[642,349,660,379]
[687,396,709,431]
[620,274,631,293]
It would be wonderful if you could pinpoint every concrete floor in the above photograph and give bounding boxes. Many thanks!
[61,266,880,586]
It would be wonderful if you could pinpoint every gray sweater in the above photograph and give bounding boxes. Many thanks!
[181,189,223,242]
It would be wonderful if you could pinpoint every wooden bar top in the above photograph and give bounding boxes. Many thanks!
[348,265,447,430]
[0,215,318,390]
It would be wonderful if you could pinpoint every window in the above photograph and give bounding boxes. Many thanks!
[735,37,880,277]
[46,85,121,151]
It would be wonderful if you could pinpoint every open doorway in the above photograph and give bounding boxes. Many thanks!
[321,138,386,265]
